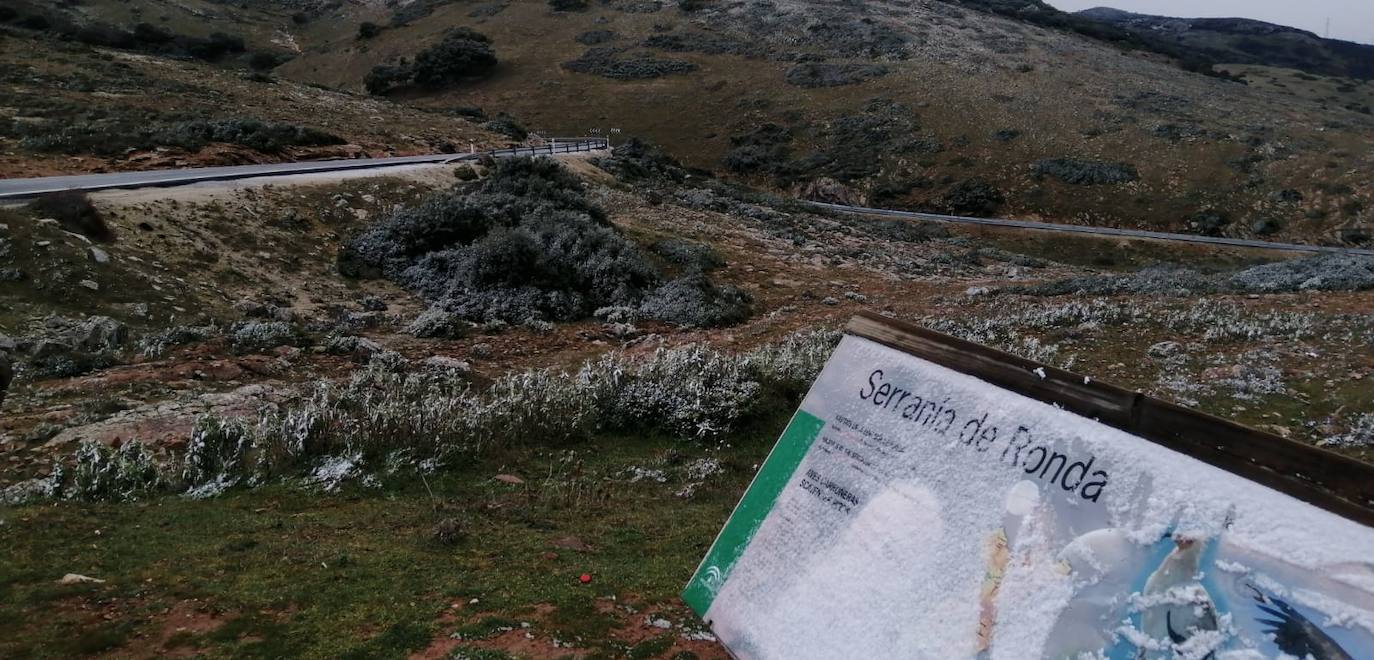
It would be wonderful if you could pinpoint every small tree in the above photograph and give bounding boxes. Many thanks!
[365,64,413,95]
[411,30,497,88]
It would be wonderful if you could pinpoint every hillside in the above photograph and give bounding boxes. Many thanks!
[8,0,1372,245]
[0,4,510,177]
[1077,7,1374,80]
[4,2,1374,654]
[299,0,1374,245]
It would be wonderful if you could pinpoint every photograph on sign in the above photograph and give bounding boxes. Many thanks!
[684,333,1374,659]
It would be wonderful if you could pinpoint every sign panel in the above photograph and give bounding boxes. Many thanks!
[685,330,1374,659]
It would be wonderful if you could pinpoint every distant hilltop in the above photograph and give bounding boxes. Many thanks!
[1076,6,1374,79]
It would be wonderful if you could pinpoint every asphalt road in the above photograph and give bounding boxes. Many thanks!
[809,202,1374,257]
[3,141,1369,257]
[0,140,608,200]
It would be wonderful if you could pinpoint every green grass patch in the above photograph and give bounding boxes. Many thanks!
[0,423,783,658]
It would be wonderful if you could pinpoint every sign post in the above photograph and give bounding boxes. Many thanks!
[685,312,1374,659]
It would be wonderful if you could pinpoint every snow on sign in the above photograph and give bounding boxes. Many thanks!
[684,313,1374,660]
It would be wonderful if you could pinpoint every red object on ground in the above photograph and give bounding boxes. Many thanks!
[578,573,592,584]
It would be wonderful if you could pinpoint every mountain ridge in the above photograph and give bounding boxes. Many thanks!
[1075,5,1374,79]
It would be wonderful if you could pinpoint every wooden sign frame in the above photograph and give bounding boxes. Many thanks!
[846,311,1374,527]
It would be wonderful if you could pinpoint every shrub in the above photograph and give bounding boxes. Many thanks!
[365,65,412,95]
[10,330,843,502]
[341,158,748,326]
[406,308,468,339]
[28,192,114,242]
[390,3,434,26]
[650,238,723,272]
[248,52,292,71]
[448,106,488,121]
[412,29,498,88]
[549,0,589,10]
[562,47,697,80]
[638,274,751,327]
[18,117,343,156]
[939,178,1005,215]
[1032,158,1138,185]
[66,440,167,501]
[182,416,260,498]
[1250,217,1282,236]
[1011,254,1374,297]
[783,63,889,88]
[776,98,916,185]
[229,321,300,352]
[722,123,792,175]
[848,217,947,243]
[358,22,382,39]
[167,118,344,154]
[367,29,498,93]
[642,32,761,57]
[341,159,655,322]
[481,115,528,140]
[591,138,688,182]
[1185,210,1230,236]
[576,30,617,45]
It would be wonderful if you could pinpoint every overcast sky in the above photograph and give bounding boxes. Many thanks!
[1044,0,1374,45]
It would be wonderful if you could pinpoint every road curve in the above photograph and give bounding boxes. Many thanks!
[5,143,1369,258]
[0,140,609,200]
[808,201,1374,257]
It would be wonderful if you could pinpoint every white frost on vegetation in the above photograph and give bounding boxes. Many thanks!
[14,329,841,503]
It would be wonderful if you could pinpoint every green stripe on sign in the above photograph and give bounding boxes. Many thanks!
[682,410,826,617]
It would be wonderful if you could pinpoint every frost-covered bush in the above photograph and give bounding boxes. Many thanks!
[744,329,843,396]
[406,307,468,338]
[229,321,299,352]
[138,324,219,358]
[5,429,165,505]
[66,440,166,501]
[341,158,656,322]
[182,416,261,498]
[1226,254,1374,293]
[24,330,842,500]
[639,274,751,327]
[1321,414,1374,449]
[594,345,762,437]
[342,158,744,326]
[1009,265,1206,297]
[1012,255,1374,298]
